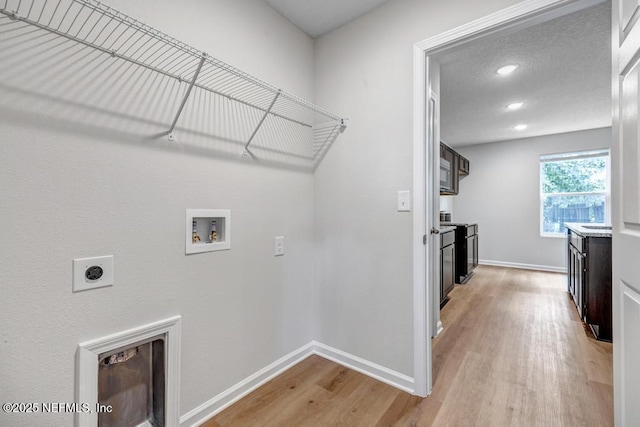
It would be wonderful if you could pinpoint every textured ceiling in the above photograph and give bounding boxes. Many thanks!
[435,2,611,147]
[264,0,391,38]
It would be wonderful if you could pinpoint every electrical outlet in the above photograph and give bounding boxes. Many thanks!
[73,255,114,292]
[275,236,284,256]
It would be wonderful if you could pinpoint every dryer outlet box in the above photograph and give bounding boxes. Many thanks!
[73,255,114,292]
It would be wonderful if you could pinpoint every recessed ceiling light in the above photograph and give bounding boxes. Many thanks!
[514,124,527,131]
[497,64,519,76]
[507,102,524,110]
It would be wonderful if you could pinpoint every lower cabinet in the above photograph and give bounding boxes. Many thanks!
[566,225,612,342]
[467,230,478,277]
[568,243,585,318]
[440,229,456,308]
[454,224,478,284]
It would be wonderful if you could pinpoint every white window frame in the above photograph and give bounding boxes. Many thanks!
[539,149,611,238]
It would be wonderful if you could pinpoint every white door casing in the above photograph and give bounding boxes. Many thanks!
[412,44,432,398]
[613,0,640,424]
[428,87,443,339]
[412,0,609,398]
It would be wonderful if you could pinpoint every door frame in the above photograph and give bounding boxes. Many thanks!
[411,0,605,397]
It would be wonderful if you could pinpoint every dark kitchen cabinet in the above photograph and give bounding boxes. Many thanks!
[459,155,470,176]
[453,223,478,284]
[566,225,612,342]
[568,241,585,318]
[440,228,456,308]
[467,228,478,274]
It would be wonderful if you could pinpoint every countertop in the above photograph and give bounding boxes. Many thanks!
[565,223,612,238]
[440,226,456,234]
[441,222,478,227]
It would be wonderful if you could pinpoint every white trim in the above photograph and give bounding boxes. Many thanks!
[312,341,415,394]
[76,316,182,427]
[181,340,415,426]
[479,259,567,273]
[412,0,599,398]
[414,0,603,53]
[436,320,444,337]
[411,43,430,398]
[180,342,314,426]
[540,148,611,161]
[429,88,441,343]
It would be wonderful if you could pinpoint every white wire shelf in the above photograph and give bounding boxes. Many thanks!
[0,0,347,168]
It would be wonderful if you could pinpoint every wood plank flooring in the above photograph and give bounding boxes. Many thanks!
[204,265,613,426]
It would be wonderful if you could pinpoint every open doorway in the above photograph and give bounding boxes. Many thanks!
[412,0,610,398]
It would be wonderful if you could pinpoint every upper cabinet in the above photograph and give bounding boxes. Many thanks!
[440,142,469,195]
[459,154,470,176]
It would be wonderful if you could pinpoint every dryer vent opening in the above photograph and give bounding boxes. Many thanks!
[98,336,165,427]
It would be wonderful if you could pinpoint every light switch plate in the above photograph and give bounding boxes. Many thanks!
[397,191,411,212]
[73,255,114,292]
[275,236,284,256]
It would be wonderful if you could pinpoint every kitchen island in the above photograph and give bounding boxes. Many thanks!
[566,223,612,342]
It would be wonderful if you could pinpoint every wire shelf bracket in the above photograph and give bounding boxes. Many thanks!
[167,53,207,142]
[243,89,282,157]
[0,0,348,169]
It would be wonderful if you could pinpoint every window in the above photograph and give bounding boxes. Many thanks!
[540,149,610,236]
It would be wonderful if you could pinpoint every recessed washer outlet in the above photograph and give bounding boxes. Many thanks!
[73,255,114,292]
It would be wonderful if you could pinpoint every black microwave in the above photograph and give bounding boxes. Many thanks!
[440,157,452,192]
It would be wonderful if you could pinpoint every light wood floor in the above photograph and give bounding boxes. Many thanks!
[204,265,613,426]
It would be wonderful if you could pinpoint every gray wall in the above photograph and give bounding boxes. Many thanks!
[453,127,612,271]
[0,0,316,424]
[313,0,524,376]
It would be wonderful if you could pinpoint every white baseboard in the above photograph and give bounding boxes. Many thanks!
[181,341,415,426]
[311,341,414,394]
[436,320,444,337]
[179,342,314,426]
[479,259,567,274]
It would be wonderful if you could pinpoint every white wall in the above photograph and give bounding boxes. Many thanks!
[0,1,316,425]
[452,127,612,271]
[313,0,525,377]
